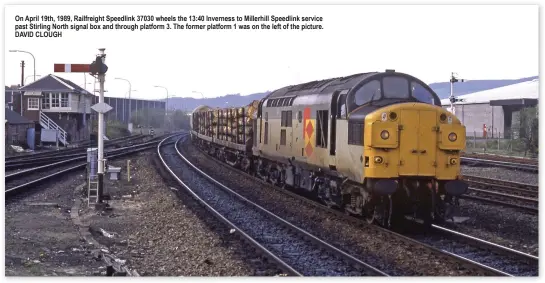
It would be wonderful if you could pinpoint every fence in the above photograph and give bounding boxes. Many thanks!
[464,130,537,158]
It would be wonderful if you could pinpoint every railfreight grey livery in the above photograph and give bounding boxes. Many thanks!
[191,70,469,228]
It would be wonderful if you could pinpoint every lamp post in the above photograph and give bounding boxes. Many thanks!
[9,50,36,82]
[115,77,132,124]
[25,74,41,84]
[122,90,137,123]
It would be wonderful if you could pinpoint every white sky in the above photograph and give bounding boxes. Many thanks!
[3,3,539,100]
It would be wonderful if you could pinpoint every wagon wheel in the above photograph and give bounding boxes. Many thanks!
[365,204,376,224]
[279,169,287,189]
[432,189,446,224]
[418,185,433,226]
[367,197,391,227]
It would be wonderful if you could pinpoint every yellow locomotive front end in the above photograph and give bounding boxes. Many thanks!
[363,102,466,181]
[362,102,468,224]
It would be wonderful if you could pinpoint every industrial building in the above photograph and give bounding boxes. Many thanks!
[440,79,539,138]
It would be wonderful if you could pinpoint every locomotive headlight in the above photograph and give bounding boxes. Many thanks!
[374,156,383,164]
[380,130,390,140]
[450,158,457,165]
[448,132,457,142]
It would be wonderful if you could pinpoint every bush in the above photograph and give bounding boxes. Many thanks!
[519,106,538,156]
[91,119,131,139]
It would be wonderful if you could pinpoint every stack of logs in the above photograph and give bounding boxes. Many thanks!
[196,100,259,145]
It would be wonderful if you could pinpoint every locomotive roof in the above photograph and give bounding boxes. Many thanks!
[264,72,378,99]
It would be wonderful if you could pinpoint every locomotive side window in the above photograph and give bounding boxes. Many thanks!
[280,129,287,145]
[281,111,292,127]
[353,80,381,107]
[316,110,329,148]
[411,81,436,105]
[383,76,409,99]
[337,93,347,118]
[287,111,293,127]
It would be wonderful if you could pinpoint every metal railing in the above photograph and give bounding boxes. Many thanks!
[39,112,69,145]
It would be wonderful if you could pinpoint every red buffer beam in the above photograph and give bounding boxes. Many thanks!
[54,64,90,73]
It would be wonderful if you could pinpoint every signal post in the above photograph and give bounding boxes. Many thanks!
[53,48,110,205]
[448,72,465,115]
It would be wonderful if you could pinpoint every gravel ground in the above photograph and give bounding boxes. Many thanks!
[180,141,483,276]
[161,144,380,276]
[456,165,539,256]
[461,165,538,185]
[78,150,275,276]
[450,200,538,256]
[5,171,104,276]
[6,162,83,190]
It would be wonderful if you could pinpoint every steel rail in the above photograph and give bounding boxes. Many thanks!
[157,135,302,276]
[166,135,389,276]
[5,142,163,198]
[188,139,533,276]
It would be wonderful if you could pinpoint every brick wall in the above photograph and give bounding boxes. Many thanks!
[5,123,34,146]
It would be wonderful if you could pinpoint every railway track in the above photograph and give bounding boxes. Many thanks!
[460,156,538,173]
[463,175,538,197]
[460,175,538,214]
[407,223,538,276]
[5,134,151,163]
[5,137,164,171]
[157,135,389,276]
[462,153,538,165]
[187,138,538,276]
[5,139,167,199]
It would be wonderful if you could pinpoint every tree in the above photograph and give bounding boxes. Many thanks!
[130,108,166,128]
[171,110,191,130]
[519,106,538,156]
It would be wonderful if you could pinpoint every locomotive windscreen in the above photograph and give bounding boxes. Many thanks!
[348,75,440,113]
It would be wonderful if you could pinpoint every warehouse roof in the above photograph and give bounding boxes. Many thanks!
[440,79,539,105]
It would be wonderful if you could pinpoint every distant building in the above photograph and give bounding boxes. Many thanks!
[440,79,538,138]
[5,85,22,111]
[7,74,166,146]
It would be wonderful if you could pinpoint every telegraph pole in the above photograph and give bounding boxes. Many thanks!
[20,61,25,86]
[449,72,465,115]
[20,61,25,116]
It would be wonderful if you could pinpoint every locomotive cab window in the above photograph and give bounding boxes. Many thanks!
[411,81,436,105]
[353,80,381,107]
[383,76,409,99]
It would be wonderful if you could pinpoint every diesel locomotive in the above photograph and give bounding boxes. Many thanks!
[190,70,469,227]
